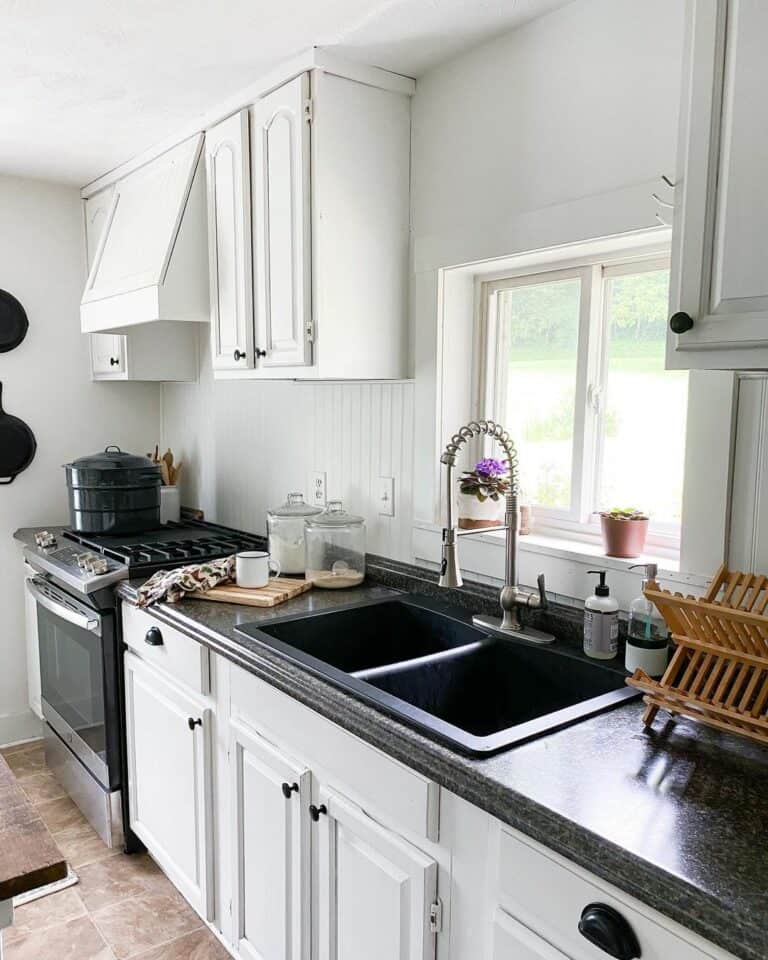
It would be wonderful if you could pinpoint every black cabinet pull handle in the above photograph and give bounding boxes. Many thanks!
[255,348,267,358]
[144,626,163,647]
[669,311,694,334]
[309,803,327,822]
[578,903,641,959]
[233,349,247,362]
[281,782,299,799]
[187,717,202,731]
[109,357,120,367]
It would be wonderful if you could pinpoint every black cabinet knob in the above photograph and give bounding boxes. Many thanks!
[144,626,163,647]
[281,781,299,799]
[255,348,267,358]
[309,803,327,822]
[187,717,202,731]
[233,349,246,362]
[578,903,641,959]
[669,311,694,334]
[109,357,120,367]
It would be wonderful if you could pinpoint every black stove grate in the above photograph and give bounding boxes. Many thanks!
[63,521,263,571]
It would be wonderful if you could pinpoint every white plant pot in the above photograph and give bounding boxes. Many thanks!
[458,492,505,529]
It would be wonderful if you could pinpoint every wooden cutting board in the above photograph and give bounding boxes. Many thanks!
[192,577,312,607]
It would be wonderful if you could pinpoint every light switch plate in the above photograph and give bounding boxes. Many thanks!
[309,471,327,508]
[378,476,395,516]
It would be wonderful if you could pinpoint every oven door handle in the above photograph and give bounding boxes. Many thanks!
[26,579,102,637]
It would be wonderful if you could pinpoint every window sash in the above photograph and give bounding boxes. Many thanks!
[478,251,678,547]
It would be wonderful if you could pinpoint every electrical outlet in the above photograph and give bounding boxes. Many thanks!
[309,471,327,508]
[378,476,395,516]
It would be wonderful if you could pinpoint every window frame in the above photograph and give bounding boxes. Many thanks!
[476,248,680,554]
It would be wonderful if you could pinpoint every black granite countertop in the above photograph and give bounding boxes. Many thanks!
[115,558,767,960]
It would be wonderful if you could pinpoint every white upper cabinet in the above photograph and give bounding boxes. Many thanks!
[206,110,255,371]
[251,74,312,370]
[207,69,411,380]
[668,0,768,369]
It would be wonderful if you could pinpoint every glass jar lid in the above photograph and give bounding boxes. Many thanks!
[305,500,365,527]
[268,492,323,518]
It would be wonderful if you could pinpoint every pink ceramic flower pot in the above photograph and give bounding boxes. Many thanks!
[600,516,649,558]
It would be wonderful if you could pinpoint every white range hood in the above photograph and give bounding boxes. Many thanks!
[81,134,209,334]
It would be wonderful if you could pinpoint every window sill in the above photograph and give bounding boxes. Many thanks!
[412,521,710,609]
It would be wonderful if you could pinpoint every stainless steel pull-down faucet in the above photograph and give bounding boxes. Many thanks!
[438,419,555,644]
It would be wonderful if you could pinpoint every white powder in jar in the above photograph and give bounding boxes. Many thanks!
[268,534,306,575]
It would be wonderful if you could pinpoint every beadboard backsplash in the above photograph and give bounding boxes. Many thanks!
[161,338,415,562]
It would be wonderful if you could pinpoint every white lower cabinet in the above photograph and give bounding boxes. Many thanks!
[316,789,438,960]
[492,908,569,960]
[124,652,214,920]
[121,612,735,960]
[230,719,310,960]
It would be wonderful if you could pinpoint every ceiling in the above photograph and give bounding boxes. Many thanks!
[0,0,573,185]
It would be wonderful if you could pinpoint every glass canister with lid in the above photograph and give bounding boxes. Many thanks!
[267,492,323,575]
[305,501,366,589]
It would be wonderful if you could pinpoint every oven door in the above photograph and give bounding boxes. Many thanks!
[28,576,119,789]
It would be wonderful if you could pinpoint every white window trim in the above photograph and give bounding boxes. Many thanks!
[475,248,679,553]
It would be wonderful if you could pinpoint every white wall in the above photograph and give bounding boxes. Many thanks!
[0,174,160,745]
[410,0,687,545]
[162,330,414,560]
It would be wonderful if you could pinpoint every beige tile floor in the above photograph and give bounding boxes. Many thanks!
[1,740,230,960]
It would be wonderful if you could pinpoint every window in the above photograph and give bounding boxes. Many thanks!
[480,254,688,550]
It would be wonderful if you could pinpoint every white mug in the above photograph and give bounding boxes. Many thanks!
[236,551,281,588]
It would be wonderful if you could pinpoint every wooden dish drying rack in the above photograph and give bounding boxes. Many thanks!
[627,564,768,746]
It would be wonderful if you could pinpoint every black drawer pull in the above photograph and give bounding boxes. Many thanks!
[669,311,694,334]
[281,782,299,799]
[187,717,202,731]
[144,626,164,647]
[578,903,641,959]
[309,803,327,822]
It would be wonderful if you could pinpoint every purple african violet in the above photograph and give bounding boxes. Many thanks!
[474,457,507,477]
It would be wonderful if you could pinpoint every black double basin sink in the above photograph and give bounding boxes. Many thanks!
[235,596,639,756]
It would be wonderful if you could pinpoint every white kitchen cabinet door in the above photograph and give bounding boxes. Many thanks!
[90,332,125,378]
[250,73,312,369]
[669,0,768,369]
[206,110,255,371]
[85,187,128,379]
[317,789,438,960]
[230,719,310,960]
[491,908,570,960]
[124,652,214,920]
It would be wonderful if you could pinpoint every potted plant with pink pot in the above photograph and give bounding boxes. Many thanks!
[458,458,510,529]
[599,507,649,558]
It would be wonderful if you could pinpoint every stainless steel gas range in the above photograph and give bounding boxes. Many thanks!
[21,521,262,850]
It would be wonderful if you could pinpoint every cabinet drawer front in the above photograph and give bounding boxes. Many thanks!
[230,665,440,842]
[122,603,211,695]
[497,828,717,960]
[492,907,569,960]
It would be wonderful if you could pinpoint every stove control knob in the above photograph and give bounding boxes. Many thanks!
[35,531,57,548]
[90,559,109,575]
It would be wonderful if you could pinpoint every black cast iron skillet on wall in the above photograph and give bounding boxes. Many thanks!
[0,290,29,352]
[0,382,36,484]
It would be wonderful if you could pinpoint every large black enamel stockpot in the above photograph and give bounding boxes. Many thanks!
[64,445,162,534]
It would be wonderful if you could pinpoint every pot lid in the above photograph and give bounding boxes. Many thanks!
[64,445,159,471]
[268,492,323,518]
[306,500,365,527]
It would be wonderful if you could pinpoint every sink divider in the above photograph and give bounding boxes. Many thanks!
[351,640,487,682]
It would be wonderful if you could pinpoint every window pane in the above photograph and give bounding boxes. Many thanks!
[598,269,687,525]
[497,277,581,510]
